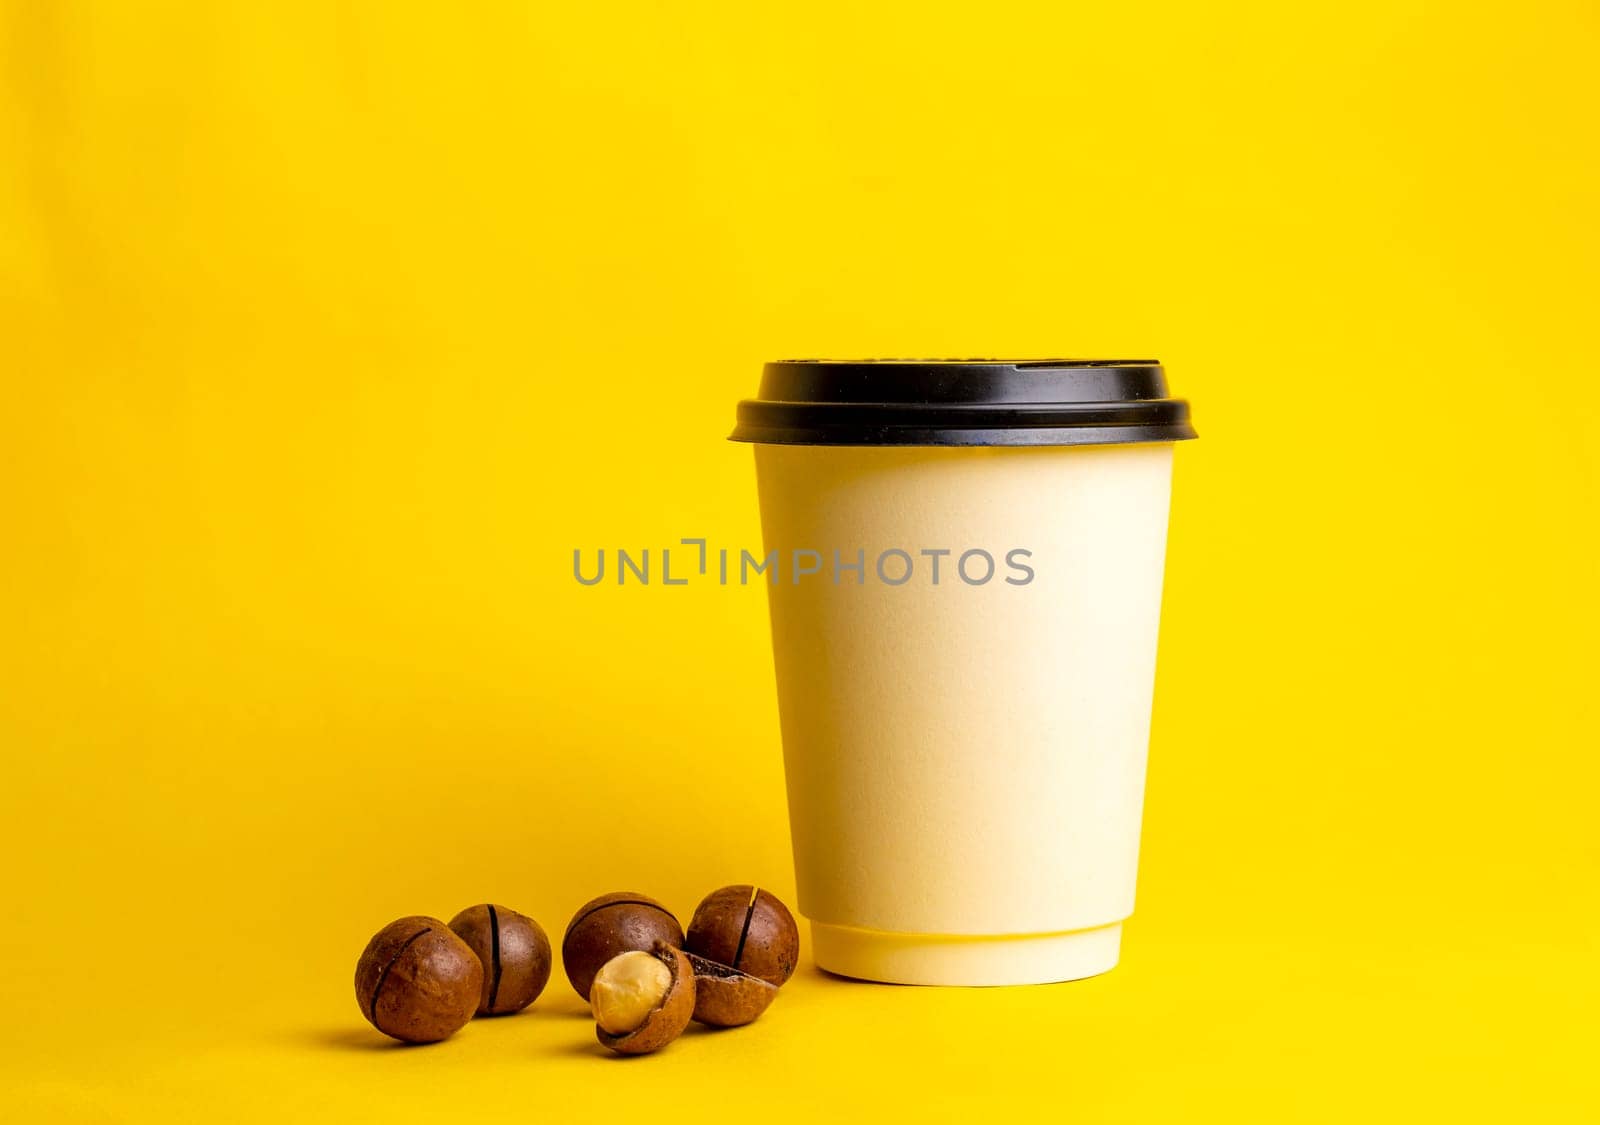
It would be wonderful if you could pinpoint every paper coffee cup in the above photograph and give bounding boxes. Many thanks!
[731,360,1196,986]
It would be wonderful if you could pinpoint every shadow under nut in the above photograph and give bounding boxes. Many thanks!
[562,892,685,1000]
[448,903,552,1016]
[355,916,484,1043]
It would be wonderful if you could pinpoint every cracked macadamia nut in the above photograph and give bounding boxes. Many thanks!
[562,891,685,1000]
[687,951,779,1027]
[685,885,799,987]
[355,916,483,1043]
[591,943,696,1055]
[448,904,552,1017]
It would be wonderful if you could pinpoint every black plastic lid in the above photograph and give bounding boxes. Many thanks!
[730,359,1197,447]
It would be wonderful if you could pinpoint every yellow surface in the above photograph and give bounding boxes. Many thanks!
[1,2,1595,1121]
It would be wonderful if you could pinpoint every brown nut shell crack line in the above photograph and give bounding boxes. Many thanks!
[369,927,431,1024]
[731,886,760,971]
[486,904,502,1013]
[564,898,680,936]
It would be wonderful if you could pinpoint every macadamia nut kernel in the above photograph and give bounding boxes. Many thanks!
[591,950,672,1034]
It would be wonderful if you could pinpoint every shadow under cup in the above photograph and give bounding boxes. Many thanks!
[732,360,1196,986]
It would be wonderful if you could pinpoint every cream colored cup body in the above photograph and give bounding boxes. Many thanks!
[753,442,1175,985]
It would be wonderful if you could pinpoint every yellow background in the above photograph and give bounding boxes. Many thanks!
[2,1,1595,1121]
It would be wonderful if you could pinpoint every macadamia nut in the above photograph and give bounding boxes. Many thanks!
[591,950,672,1034]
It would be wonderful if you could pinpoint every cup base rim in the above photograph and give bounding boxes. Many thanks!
[810,920,1124,986]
